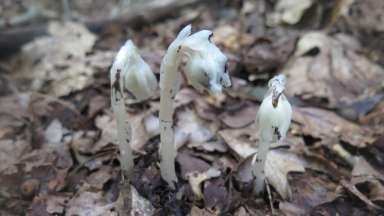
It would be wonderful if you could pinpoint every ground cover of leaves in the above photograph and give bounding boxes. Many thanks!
[0,0,384,215]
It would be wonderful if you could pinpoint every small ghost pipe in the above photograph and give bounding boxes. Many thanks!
[159,25,231,189]
[252,74,292,195]
[110,40,158,179]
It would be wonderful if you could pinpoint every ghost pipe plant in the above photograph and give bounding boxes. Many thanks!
[159,25,231,188]
[252,74,292,195]
[110,40,158,180]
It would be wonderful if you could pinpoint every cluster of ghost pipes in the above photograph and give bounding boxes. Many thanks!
[110,24,292,195]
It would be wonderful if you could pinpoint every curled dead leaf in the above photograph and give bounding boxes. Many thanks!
[293,107,374,147]
[285,32,384,108]
[235,149,305,200]
[187,167,221,199]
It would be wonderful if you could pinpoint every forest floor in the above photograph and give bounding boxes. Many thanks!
[0,0,384,215]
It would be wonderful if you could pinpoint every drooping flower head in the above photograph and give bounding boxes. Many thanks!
[111,40,158,101]
[160,25,231,96]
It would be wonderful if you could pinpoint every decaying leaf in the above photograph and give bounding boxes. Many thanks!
[131,186,155,216]
[188,141,228,153]
[285,32,384,108]
[10,21,113,97]
[0,138,30,172]
[267,0,313,25]
[203,178,228,212]
[176,151,211,180]
[94,105,158,154]
[213,25,255,52]
[220,102,258,128]
[293,107,374,147]
[175,108,216,149]
[288,170,338,213]
[235,149,305,200]
[219,125,258,159]
[264,150,305,200]
[187,167,221,199]
[66,190,117,216]
[190,206,217,216]
[351,157,384,205]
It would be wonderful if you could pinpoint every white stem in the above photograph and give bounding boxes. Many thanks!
[252,138,271,194]
[111,68,134,178]
[159,46,182,189]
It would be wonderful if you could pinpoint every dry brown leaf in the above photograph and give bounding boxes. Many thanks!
[289,170,338,212]
[131,186,155,216]
[0,138,30,172]
[219,125,258,159]
[267,0,313,25]
[86,166,114,190]
[351,157,384,204]
[176,151,210,180]
[213,25,255,52]
[203,178,228,212]
[285,32,384,108]
[352,157,384,181]
[94,105,157,154]
[66,190,117,216]
[28,194,71,215]
[220,102,257,128]
[293,107,374,147]
[235,150,305,200]
[187,167,221,199]
[188,141,228,153]
[175,108,216,149]
[189,206,217,216]
[10,22,114,97]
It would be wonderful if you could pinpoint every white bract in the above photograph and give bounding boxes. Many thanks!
[252,74,292,195]
[159,25,231,188]
[110,40,158,179]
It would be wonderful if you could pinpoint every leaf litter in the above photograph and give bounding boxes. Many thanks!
[0,0,384,215]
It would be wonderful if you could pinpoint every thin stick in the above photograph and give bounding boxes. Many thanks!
[265,178,275,215]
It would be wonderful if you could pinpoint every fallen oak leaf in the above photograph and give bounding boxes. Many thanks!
[235,149,305,200]
[187,167,221,199]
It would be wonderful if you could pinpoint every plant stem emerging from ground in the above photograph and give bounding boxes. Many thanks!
[159,24,231,188]
[110,40,158,212]
[252,74,292,195]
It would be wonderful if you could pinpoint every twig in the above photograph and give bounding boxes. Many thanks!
[265,178,276,215]
[340,179,383,211]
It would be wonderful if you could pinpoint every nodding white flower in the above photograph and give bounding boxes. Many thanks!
[161,25,231,96]
[112,40,158,101]
[159,24,232,188]
[253,74,292,195]
[182,29,231,95]
[110,40,158,180]
[258,74,292,142]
